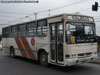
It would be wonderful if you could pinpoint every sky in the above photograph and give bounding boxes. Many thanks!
[0,0,100,35]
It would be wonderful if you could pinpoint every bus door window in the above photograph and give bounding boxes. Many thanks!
[57,23,63,62]
[57,24,63,42]
[50,24,56,60]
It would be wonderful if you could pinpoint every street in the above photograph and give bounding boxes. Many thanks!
[0,51,100,75]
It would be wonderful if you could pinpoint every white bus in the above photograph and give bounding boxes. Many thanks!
[2,13,98,66]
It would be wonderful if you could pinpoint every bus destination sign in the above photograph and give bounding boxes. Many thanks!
[67,15,94,22]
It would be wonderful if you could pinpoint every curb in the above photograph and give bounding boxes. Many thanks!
[90,61,100,64]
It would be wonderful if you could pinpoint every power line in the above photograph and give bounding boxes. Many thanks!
[0,10,31,15]
[7,17,27,24]
[0,17,27,26]
[96,21,100,22]
[0,0,90,26]
[0,15,21,18]
[49,0,88,11]
[23,0,89,16]
[95,20,100,22]
[94,15,100,17]
[0,19,13,21]
[35,0,88,14]
[95,18,100,20]
[0,16,33,26]
[0,24,7,25]
[4,0,89,25]
[0,19,19,23]
[77,7,91,12]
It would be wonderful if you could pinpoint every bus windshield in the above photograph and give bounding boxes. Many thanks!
[66,22,96,44]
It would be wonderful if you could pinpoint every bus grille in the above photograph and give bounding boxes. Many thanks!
[78,52,92,57]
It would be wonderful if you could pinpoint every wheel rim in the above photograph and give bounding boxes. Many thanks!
[10,48,15,57]
[11,52,14,57]
[40,52,47,66]
[41,55,46,63]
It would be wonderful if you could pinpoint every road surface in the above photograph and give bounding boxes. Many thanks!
[0,51,100,75]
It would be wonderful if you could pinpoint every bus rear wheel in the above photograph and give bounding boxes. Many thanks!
[39,51,48,66]
[10,47,15,58]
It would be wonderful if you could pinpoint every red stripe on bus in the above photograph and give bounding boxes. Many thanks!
[15,38,27,58]
[21,37,36,60]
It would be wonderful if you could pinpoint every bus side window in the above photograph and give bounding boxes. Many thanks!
[11,26,18,37]
[2,28,6,38]
[18,24,26,37]
[3,27,11,38]
[27,22,36,37]
[37,20,47,37]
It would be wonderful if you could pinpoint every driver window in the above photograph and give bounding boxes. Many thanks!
[66,24,71,44]
[85,26,93,35]
[70,24,76,31]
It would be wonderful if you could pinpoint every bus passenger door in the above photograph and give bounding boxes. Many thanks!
[50,23,64,64]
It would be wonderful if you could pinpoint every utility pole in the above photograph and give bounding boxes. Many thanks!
[48,10,51,16]
[34,13,38,20]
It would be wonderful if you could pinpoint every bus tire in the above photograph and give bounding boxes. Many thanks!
[10,47,15,58]
[39,51,48,66]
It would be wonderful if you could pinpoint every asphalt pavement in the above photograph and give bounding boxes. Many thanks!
[0,51,100,75]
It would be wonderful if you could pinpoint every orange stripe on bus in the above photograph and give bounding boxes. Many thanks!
[22,37,36,59]
[19,37,31,59]
[15,38,27,58]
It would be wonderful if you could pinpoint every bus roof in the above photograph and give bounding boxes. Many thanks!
[3,13,94,28]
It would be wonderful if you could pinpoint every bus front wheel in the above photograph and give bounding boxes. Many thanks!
[39,51,48,66]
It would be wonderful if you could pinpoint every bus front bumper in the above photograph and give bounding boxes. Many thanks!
[65,55,98,66]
